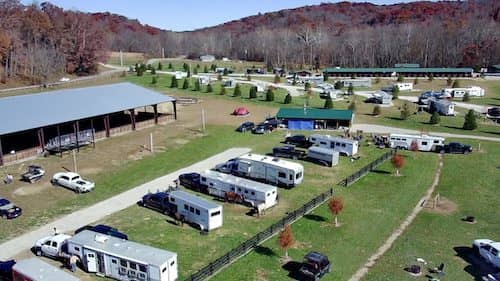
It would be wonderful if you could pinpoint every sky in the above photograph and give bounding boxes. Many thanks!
[22,0,420,32]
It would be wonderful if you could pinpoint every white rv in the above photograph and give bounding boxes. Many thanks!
[389,133,445,152]
[67,230,178,281]
[307,147,339,167]
[441,86,485,98]
[309,134,359,156]
[393,82,413,91]
[168,190,223,231]
[228,153,304,187]
[199,170,278,210]
[429,98,455,116]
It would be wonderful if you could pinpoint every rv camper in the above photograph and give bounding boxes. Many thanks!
[217,153,304,187]
[12,258,80,281]
[393,82,413,91]
[441,86,485,98]
[306,147,339,167]
[67,230,178,281]
[428,98,455,116]
[309,134,359,156]
[370,91,392,105]
[389,133,445,152]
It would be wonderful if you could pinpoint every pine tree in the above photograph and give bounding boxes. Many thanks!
[452,80,460,88]
[194,79,201,91]
[193,68,198,75]
[203,65,208,73]
[334,81,343,89]
[136,67,143,76]
[233,84,241,97]
[206,84,213,93]
[151,76,157,85]
[447,76,453,86]
[265,88,275,101]
[400,102,411,120]
[182,78,189,89]
[187,69,191,78]
[429,111,440,124]
[373,105,381,116]
[397,74,404,82]
[348,100,356,112]
[220,86,226,95]
[463,110,477,130]
[324,97,333,109]
[151,68,156,75]
[157,62,162,70]
[170,76,178,88]
[463,92,470,102]
[284,93,292,104]
[392,85,399,99]
[274,74,280,84]
[182,62,189,72]
[347,83,354,95]
[249,86,257,99]
[223,68,228,76]
[168,63,173,69]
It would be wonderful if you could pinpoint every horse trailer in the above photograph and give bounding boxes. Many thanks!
[393,82,413,91]
[67,230,178,281]
[307,147,339,167]
[12,258,80,281]
[168,190,223,231]
[441,86,485,98]
[309,134,359,156]
[389,133,445,152]
[429,98,455,116]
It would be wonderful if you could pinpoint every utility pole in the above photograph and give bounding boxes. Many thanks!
[72,149,78,173]
[161,47,165,59]
[120,50,123,67]
[201,108,206,133]
[150,133,154,153]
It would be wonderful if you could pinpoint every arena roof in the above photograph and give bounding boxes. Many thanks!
[0,82,175,136]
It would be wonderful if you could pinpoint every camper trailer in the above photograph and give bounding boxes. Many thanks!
[307,147,339,167]
[12,258,80,281]
[370,91,393,105]
[67,230,178,281]
[389,133,445,152]
[309,134,359,156]
[428,98,455,116]
[441,86,485,98]
[393,82,413,91]
[217,153,304,187]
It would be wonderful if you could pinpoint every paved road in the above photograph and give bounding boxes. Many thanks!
[351,124,500,142]
[0,148,250,260]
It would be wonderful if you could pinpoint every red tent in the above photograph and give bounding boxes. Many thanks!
[232,107,250,116]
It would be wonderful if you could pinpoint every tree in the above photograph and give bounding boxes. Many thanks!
[194,79,201,91]
[246,74,252,81]
[428,73,434,81]
[429,111,440,124]
[462,92,470,102]
[374,76,381,84]
[220,86,226,95]
[233,84,241,97]
[151,68,156,75]
[334,81,343,90]
[151,76,157,85]
[304,82,311,91]
[274,74,281,84]
[223,68,228,76]
[203,65,208,73]
[397,74,404,82]
[391,153,405,176]
[400,102,411,120]
[413,77,418,85]
[136,67,143,76]
[372,105,381,116]
[249,86,258,99]
[328,197,344,227]
[323,73,329,82]
[452,80,460,88]
[446,76,453,86]
[348,100,356,112]
[347,83,354,95]
[182,62,189,72]
[278,225,294,258]
[187,69,191,78]
[193,68,198,75]
[206,83,213,93]
[324,97,333,109]
[217,74,222,81]
[170,76,178,88]
[463,109,477,130]
[182,78,189,89]
[284,93,292,104]
[392,85,399,99]
[266,88,274,101]
[168,63,173,69]
[410,140,419,152]
[157,62,162,70]
[210,64,217,71]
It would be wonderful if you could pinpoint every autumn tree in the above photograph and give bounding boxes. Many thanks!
[278,225,295,258]
[400,102,411,120]
[391,153,405,176]
[328,197,344,227]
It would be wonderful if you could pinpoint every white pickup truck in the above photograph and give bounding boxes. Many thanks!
[33,233,72,259]
[473,239,500,269]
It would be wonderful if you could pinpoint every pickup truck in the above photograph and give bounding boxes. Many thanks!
[33,233,72,259]
[299,251,332,281]
[272,146,306,160]
[21,165,45,183]
[140,191,176,215]
[284,135,312,148]
[439,142,473,154]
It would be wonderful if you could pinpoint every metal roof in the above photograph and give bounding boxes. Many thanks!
[238,153,304,172]
[69,230,176,267]
[12,258,81,281]
[170,190,221,210]
[324,67,473,73]
[0,82,175,136]
[276,108,353,121]
[395,63,420,68]
[201,170,277,194]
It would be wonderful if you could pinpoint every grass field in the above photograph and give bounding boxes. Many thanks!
[106,51,147,66]
[145,59,266,74]
[362,139,500,281]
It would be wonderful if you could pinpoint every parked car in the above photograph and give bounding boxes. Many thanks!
[473,239,500,269]
[439,142,473,154]
[252,123,273,134]
[284,135,312,148]
[0,198,22,219]
[140,192,174,215]
[51,172,95,193]
[263,117,282,128]
[299,251,332,281]
[75,224,128,240]
[21,165,45,183]
[272,146,306,160]
[236,122,255,132]
[0,259,15,281]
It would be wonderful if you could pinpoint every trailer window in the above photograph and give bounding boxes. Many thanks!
[320,141,327,145]
[422,141,428,146]
[129,262,137,270]
[139,265,147,272]
[330,143,335,148]
[74,246,80,252]
[341,143,346,147]
[195,209,200,215]
[170,197,175,202]
[336,142,341,146]
[184,204,188,210]
[231,187,235,191]
[433,140,440,144]
[128,270,136,277]
[51,241,58,247]
[251,191,255,195]
[211,211,221,217]
[296,172,302,179]
[120,260,127,267]
[190,207,194,213]
[111,259,117,264]
[138,272,146,280]
[201,177,206,182]
[170,261,175,266]
[162,267,167,273]
[237,188,242,192]
[278,172,286,178]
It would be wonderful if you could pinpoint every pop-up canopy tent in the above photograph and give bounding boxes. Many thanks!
[232,107,250,116]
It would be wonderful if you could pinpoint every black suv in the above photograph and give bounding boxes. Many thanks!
[284,135,312,148]
[299,252,331,281]
[272,146,306,160]
[236,122,255,133]
[440,142,472,154]
[75,224,128,240]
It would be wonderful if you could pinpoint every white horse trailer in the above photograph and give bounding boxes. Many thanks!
[67,230,178,281]
[234,153,304,187]
[200,170,278,210]
[393,82,413,91]
[307,147,339,167]
[441,86,485,98]
[309,134,359,156]
[389,133,445,152]
[168,190,223,231]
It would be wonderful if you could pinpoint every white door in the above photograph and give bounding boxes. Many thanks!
[41,240,58,257]
[86,251,97,272]
[168,258,178,281]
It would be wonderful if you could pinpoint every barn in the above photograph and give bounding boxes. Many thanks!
[0,82,176,166]
[276,108,354,130]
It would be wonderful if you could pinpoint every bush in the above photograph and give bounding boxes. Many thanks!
[392,86,399,100]
[347,83,354,95]
[151,76,157,85]
[284,93,292,104]
[170,76,178,88]
[397,74,404,82]
[249,86,257,99]
[462,92,470,102]
[274,75,281,84]
[429,111,440,124]
[168,63,173,69]
[324,97,333,109]
[194,79,201,91]
[220,86,226,95]
[400,102,411,120]
[348,100,356,112]
[265,88,274,101]
[151,68,156,75]
[203,65,208,73]
[334,81,343,89]
[233,84,241,97]
[463,109,477,130]
[372,105,381,116]
[413,77,418,85]
[447,76,453,86]
[206,84,213,93]
[182,79,189,89]
[452,80,460,88]
[157,62,162,70]
[428,73,434,81]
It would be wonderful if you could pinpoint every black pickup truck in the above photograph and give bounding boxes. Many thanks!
[272,146,306,160]
[299,251,332,281]
[439,142,473,154]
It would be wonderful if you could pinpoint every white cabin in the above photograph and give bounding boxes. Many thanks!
[168,190,222,231]
[235,153,304,187]
[309,134,359,156]
[307,147,339,167]
[67,230,178,281]
[389,133,445,152]
[393,82,413,91]
[200,170,278,210]
[441,86,485,98]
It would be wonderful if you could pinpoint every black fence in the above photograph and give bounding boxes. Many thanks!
[185,188,334,281]
[339,149,396,187]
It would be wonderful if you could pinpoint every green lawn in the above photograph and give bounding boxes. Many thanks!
[364,139,500,281]
[144,59,265,74]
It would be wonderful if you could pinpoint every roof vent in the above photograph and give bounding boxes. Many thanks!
[94,234,109,243]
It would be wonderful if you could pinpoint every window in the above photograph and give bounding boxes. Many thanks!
[127,270,137,277]
[237,188,242,192]
[421,141,428,146]
[170,261,175,266]
[111,259,117,264]
[162,267,167,273]
[278,172,286,178]
[170,197,175,202]
[211,211,221,217]
[320,141,327,145]
[51,241,58,248]
[231,187,235,191]
[195,209,200,215]
[330,143,335,148]
[190,206,194,213]
[129,262,137,270]
[341,143,346,147]
[184,204,188,210]
[433,140,440,144]
[251,191,255,195]
[296,172,302,179]
[201,177,206,182]
[336,142,341,146]
[74,246,80,251]
[244,189,248,194]
[138,272,146,280]
[491,248,499,256]
[44,241,51,246]
[61,176,69,180]
[267,193,270,197]
[120,260,127,267]
[272,191,276,194]
[119,267,127,275]
[139,265,147,272]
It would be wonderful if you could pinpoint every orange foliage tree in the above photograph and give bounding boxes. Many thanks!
[278,225,295,258]
[391,153,405,176]
[328,197,344,227]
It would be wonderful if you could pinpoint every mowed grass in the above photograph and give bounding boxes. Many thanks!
[148,59,265,74]
[211,151,439,281]
[94,129,395,280]
[364,139,500,281]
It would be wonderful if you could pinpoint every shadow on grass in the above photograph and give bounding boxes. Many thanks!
[282,260,304,281]
[480,130,500,136]
[371,169,391,174]
[443,125,465,130]
[453,246,494,281]
[303,214,327,222]
[254,245,277,257]
[385,116,404,121]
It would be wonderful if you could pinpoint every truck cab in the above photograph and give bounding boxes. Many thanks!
[141,192,177,215]
[34,234,72,259]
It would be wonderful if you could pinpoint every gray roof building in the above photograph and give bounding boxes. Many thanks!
[12,258,80,281]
